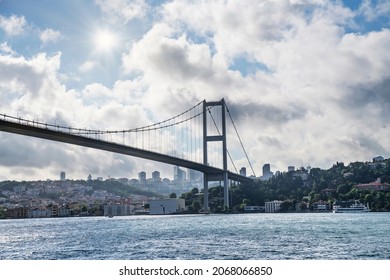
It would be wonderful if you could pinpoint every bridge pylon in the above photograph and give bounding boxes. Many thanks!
[203,99,229,212]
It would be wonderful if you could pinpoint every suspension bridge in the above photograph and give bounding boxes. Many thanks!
[0,99,255,212]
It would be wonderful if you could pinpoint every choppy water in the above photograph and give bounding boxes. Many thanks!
[0,213,389,260]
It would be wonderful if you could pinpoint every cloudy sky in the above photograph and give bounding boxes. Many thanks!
[0,0,390,181]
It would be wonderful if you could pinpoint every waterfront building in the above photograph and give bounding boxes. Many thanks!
[313,200,331,211]
[104,204,134,216]
[265,200,283,213]
[57,205,70,217]
[28,207,52,218]
[244,205,264,212]
[149,198,186,215]
[6,207,28,218]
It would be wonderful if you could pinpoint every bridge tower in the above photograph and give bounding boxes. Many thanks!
[203,99,229,212]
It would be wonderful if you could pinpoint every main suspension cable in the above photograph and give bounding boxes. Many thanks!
[225,104,256,177]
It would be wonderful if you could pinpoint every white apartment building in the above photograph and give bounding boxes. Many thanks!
[104,204,135,216]
[265,200,283,213]
[149,198,186,215]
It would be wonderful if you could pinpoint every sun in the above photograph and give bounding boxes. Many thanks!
[93,29,119,53]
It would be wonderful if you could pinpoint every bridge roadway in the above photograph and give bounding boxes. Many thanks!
[0,119,252,183]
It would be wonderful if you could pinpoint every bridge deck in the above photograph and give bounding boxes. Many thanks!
[0,119,252,183]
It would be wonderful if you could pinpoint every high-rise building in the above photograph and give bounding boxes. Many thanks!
[60,171,65,181]
[138,171,146,184]
[152,171,161,181]
[188,169,202,182]
[262,164,270,176]
[288,166,295,172]
[240,167,247,177]
[174,166,186,182]
[262,164,273,180]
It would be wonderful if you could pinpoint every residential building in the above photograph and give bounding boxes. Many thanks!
[152,171,161,181]
[373,156,384,162]
[313,200,331,211]
[6,207,28,218]
[265,200,282,213]
[104,204,134,216]
[57,205,71,217]
[240,167,247,177]
[149,198,186,215]
[355,178,390,191]
[244,205,264,212]
[261,164,273,180]
[174,166,186,182]
[60,171,66,181]
[188,169,202,182]
[138,171,146,184]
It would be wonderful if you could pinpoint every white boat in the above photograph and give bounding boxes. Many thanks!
[332,201,370,213]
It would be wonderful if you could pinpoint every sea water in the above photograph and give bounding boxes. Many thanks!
[0,213,389,260]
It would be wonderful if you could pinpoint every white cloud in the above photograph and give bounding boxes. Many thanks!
[120,0,390,173]
[39,28,63,44]
[0,14,27,36]
[95,0,150,24]
[0,41,16,55]
[2,0,390,180]
[78,60,98,73]
[359,0,390,21]
[0,49,156,180]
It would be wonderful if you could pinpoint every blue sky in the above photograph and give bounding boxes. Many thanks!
[1,0,390,181]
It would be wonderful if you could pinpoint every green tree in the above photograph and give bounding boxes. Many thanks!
[191,188,199,195]
[191,201,201,213]
[279,200,293,212]
[299,202,308,211]
[242,198,250,205]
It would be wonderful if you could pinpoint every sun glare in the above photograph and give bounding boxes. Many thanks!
[93,29,119,53]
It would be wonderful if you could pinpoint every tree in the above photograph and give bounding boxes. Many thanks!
[191,201,201,212]
[279,200,293,212]
[242,198,250,205]
[169,192,177,199]
[337,184,352,195]
[299,202,308,211]
[191,188,199,195]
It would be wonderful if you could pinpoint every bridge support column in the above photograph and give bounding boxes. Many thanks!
[203,98,230,210]
[203,174,209,213]
[223,171,229,209]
